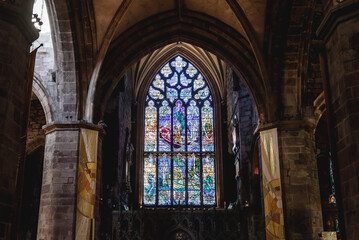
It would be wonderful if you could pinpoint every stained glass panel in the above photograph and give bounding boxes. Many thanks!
[173,154,186,205]
[149,86,164,100]
[187,101,200,152]
[158,154,172,205]
[202,155,216,205]
[161,63,172,77]
[180,73,191,86]
[171,56,187,73]
[144,154,157,205]
[153,74,164,91]
[195,86,210,100]
[144,101,157,152]
[173,100,186,152]
[180,87,191,103]
[144,55,216,206]
[194,74,205,91]
[186,63,197,77]
[168,72,178,86]
[159,101,171,151]
[166,87,178,103]
[188,154,201,205]
[202,101,214,152]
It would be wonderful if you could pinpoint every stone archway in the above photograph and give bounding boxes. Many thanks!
[85,10,272,125]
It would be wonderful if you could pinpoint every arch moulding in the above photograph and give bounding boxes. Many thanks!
[85,10,271,124]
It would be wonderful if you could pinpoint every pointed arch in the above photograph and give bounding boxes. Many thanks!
[140,55,221,207]
[85,10,271,124]
[32,76,55,124]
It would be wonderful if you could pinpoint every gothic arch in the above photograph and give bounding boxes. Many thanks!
[44,0,78,120]
[135,53,224,207]
[85,10,271,124]
[32,75,55,124]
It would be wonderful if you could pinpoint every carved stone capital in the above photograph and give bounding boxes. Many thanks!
[42,121,106,136]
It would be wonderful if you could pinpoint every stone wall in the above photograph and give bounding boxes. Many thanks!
[324,8,359,239]
[0,17,35,238]
[26,95,46,153]
[100,73,133,238]
[278,126,323,240]
[226,68,257,162]
[226,68,262,239]
[37,129,79,239]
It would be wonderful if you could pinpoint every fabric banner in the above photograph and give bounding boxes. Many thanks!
[260,128,285,240]
[322,232,337,240]
[76,129,99,240]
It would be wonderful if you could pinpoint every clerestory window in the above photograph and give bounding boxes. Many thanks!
[143,56,216,206]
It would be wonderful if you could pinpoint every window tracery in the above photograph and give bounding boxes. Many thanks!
[143,56,216,206]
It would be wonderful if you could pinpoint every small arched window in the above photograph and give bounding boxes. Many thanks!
[143,56,216,206]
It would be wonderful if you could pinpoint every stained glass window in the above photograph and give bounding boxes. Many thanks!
[143,56,216,206]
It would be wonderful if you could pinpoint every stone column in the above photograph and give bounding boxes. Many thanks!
[0,1,38,238]
[279,123,323,240]
[37,122,103,240]
[317,1,359,238]
[260,122,323,240]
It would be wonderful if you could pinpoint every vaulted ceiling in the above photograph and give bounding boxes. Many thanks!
[55,0,298,123]
[91,0,268,54]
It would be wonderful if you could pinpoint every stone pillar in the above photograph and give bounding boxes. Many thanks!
[260,122,323,240]
[278,123,323,240]
[317,1,359,238]
[37,122,103,240]
[0,1,38,238]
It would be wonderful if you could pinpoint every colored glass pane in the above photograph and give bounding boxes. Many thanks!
[171,56,187,73]
[144,155,157,205]
[180,87,191,103]
[161,63,172,77]
[187,101,200,152]
[158,154,172,205]
[159,101,171,151]
[201,101,214,152]
[188,154,201,205]
[153,74,164,91]
[173,154,186,205]
[143,55,216,206]
[144,101,157,152]
[180,73,191,86]
[168,72,178,86]
[173,100,186,152]
[195,86,210,100]
[194,74,205,91]
[149,86,164,100]
[202,155,216,205]
[166,87,178,103]
[186,63,197,77]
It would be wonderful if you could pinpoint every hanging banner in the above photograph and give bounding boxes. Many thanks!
[76,129,99,240]
[260,128,285,240]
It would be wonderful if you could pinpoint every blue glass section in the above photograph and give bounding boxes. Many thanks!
[159,101,171,151]
[166,87,178,103]
[144,56,216,206]
[180,73,191,86]
[171,56,187,73]
[173,100,186,152]
[173,154,186,205]
[143,155,157,205]
[202,155,216,205]
[158,154,172,205]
